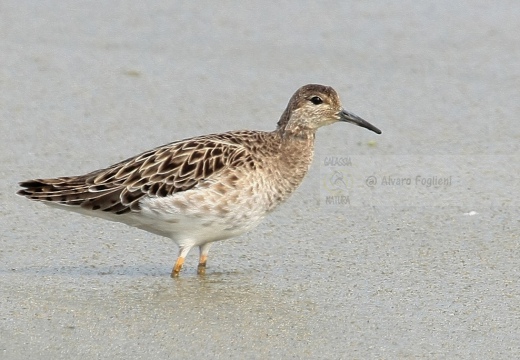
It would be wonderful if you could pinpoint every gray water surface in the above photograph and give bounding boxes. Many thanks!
[1,1,519,359]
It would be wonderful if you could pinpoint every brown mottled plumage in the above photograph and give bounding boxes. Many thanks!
[17,84,381,277]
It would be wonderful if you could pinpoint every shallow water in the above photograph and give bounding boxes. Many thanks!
[1,1,519,358]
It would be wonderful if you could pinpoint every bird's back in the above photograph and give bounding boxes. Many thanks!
[17,129,314,239]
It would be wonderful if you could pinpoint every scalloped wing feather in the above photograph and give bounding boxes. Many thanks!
[18,133,254,215]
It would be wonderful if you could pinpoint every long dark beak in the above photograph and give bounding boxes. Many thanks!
[338,109,381,134]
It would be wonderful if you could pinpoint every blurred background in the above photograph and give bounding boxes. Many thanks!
[1,1,519,359]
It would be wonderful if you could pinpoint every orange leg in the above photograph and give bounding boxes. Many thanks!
[197,243,212,275]
[171,246,192,278]
[171,257,184,278]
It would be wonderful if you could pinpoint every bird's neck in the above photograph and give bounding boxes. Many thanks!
[276,105,316,141]
[269,128,316,192]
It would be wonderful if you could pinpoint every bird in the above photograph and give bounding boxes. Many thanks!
[17,84,381,277]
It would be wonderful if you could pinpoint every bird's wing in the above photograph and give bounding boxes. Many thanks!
[18,132,254,215]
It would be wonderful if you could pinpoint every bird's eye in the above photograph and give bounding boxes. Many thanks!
[309,96,323,105]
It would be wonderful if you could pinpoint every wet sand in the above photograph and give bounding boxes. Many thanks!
[1,1,519,358]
